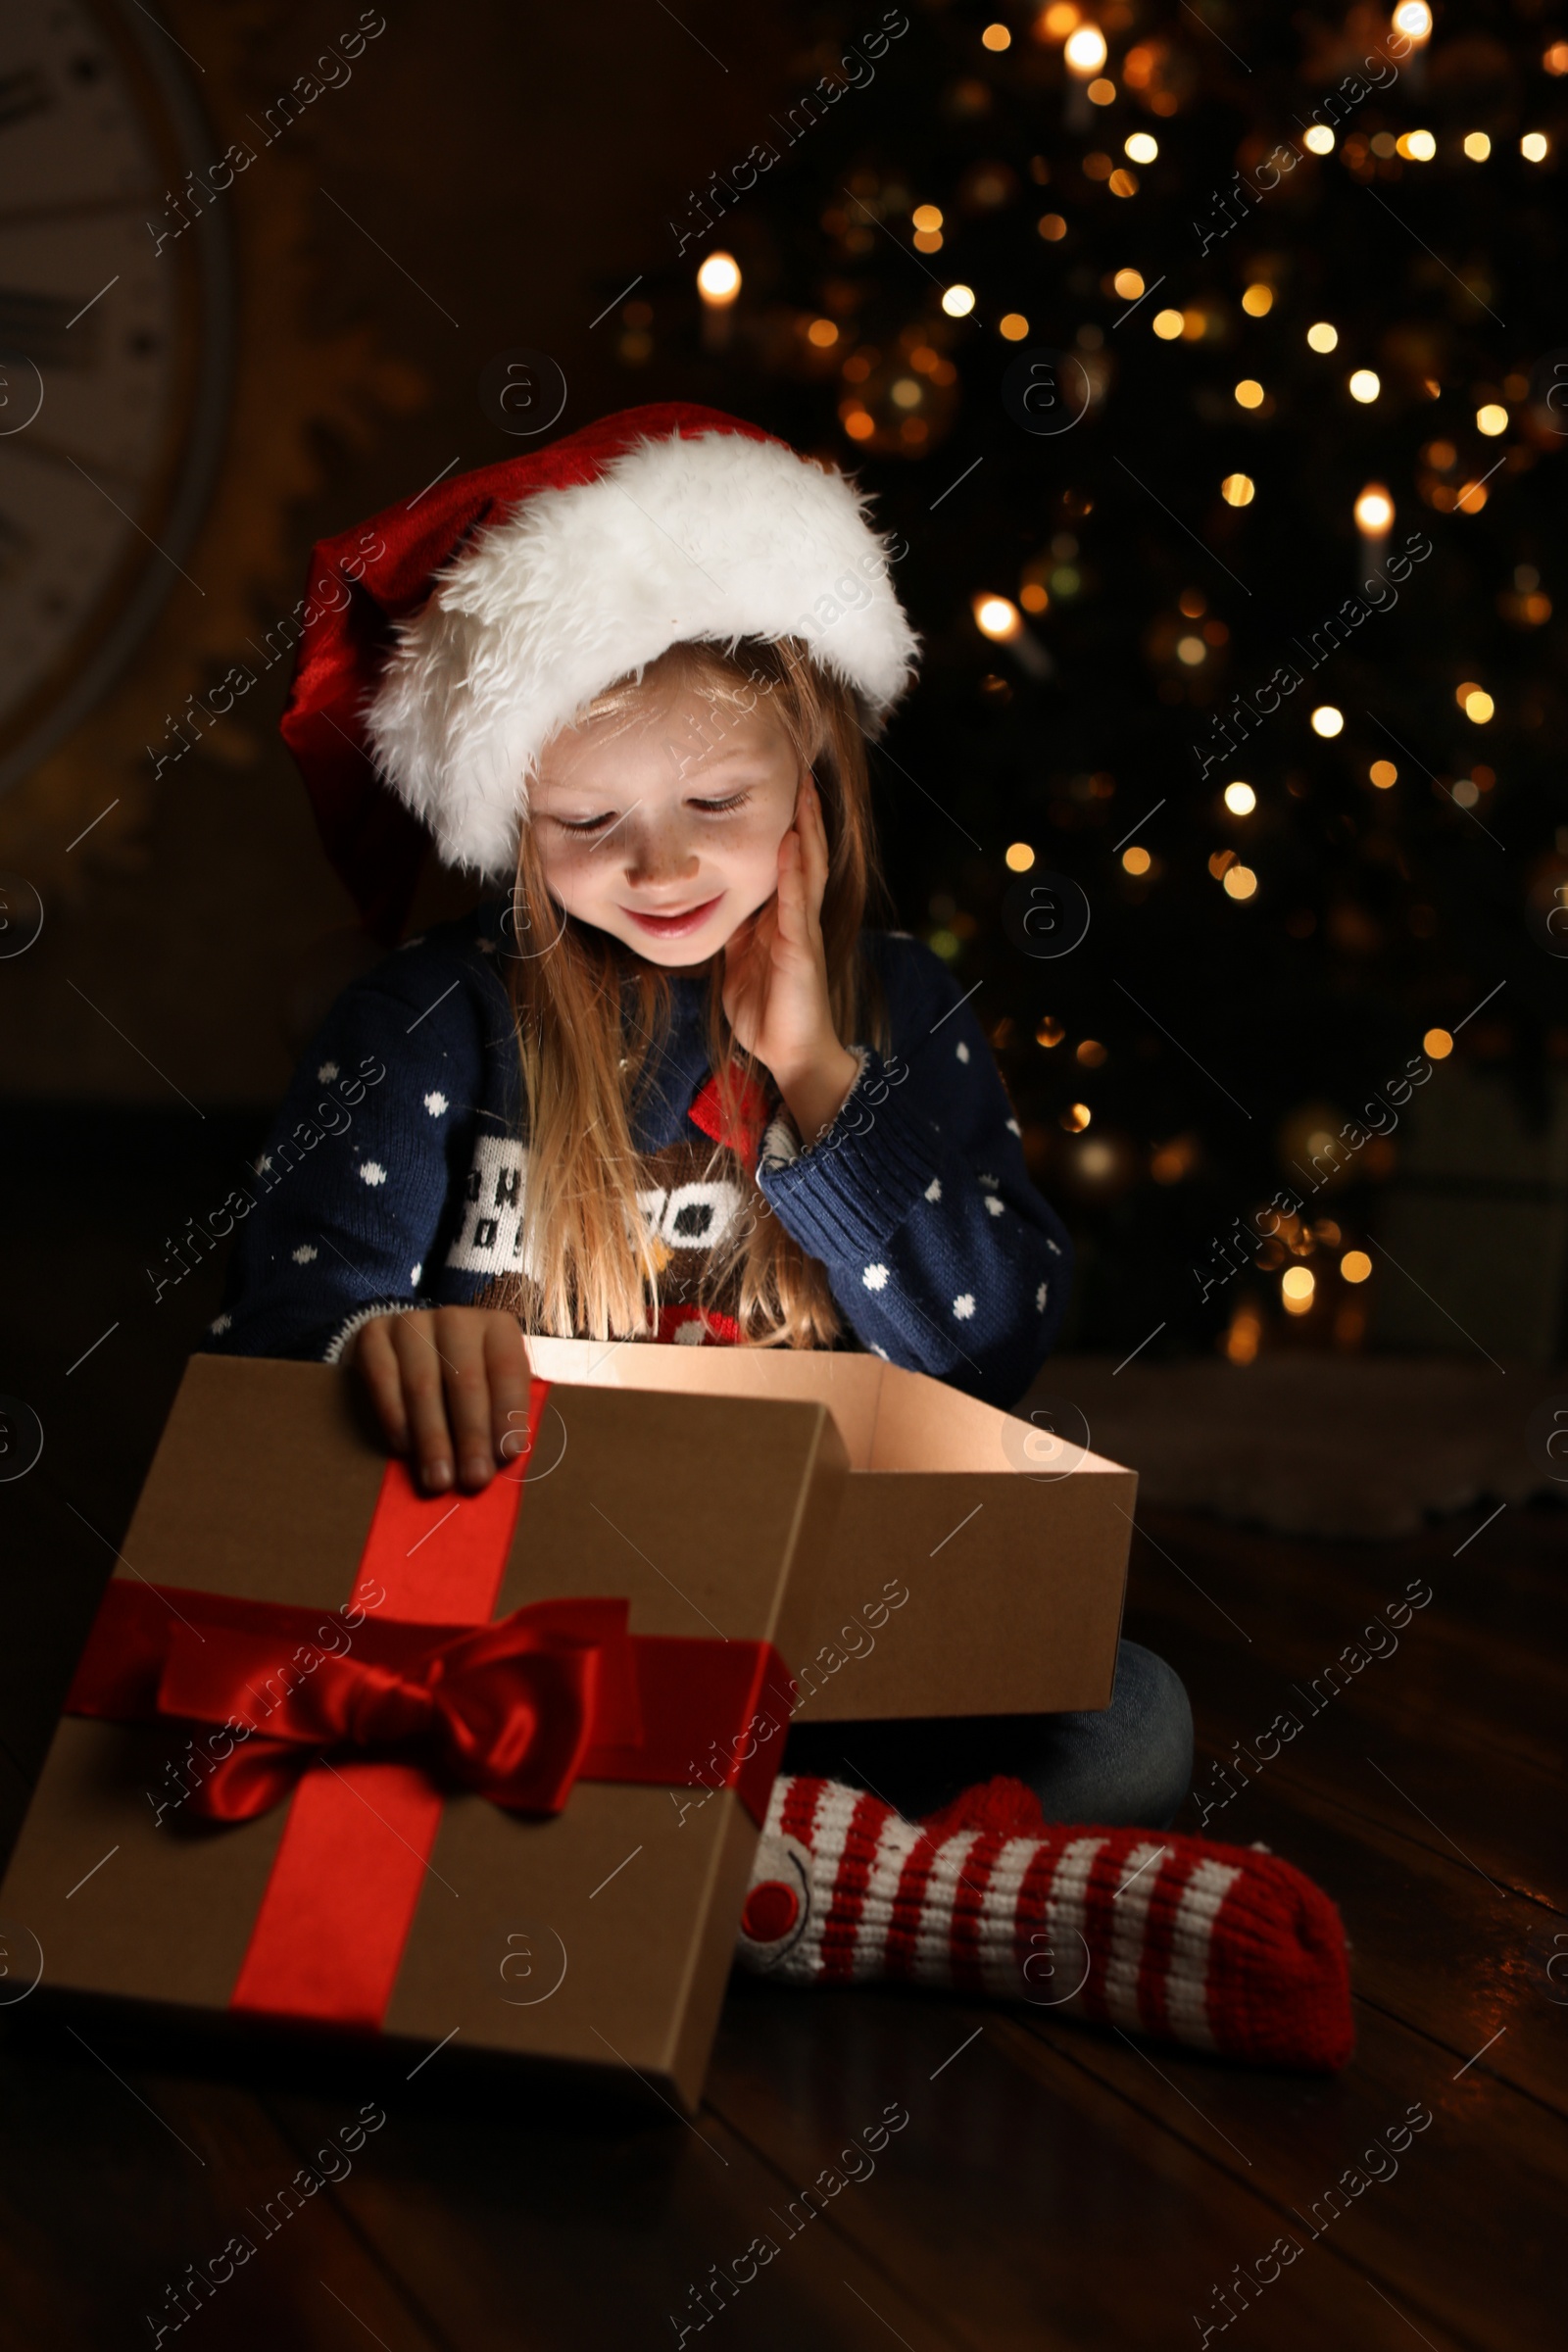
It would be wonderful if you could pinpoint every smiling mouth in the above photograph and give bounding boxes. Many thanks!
[621,896,721,936]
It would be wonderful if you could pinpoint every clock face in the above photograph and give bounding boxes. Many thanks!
[0,0,231,794]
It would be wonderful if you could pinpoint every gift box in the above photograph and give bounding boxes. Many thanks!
[524,1339,1138,1721]
[0,1354,847,2113]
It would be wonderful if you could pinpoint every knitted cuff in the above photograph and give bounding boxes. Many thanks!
[320,1298,414,1366]
[757,1045,872,1169]
[756,1044,943,1261]
[735,1774,1354,2073]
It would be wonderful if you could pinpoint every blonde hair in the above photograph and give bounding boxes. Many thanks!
[478,637,891,1346]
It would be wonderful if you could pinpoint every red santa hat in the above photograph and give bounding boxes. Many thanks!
[280,403,920,944]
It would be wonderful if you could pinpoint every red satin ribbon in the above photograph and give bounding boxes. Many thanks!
[68,1581,791,1825]
[70,1586,698,1818]
[67,1379,796,2028]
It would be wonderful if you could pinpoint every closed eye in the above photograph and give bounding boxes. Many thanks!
[552,789,753,835]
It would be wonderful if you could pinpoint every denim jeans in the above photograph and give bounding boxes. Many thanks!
[779,1640,1195,1830]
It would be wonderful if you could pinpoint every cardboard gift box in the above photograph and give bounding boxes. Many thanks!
[0,1353,848,2113]
[524,1339,1138,1721]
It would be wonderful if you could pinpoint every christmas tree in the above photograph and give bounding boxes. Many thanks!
[607,1,1568,1359]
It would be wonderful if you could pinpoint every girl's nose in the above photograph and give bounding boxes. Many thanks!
[624,823,700,886]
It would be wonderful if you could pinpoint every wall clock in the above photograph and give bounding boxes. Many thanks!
[0,0,232,797]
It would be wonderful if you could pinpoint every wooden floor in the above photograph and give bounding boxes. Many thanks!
[1,1116,1563,2347]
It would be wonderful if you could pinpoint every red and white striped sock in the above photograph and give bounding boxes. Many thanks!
[735,1774,1352,2072]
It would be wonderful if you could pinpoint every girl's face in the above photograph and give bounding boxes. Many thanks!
[528,666,807,966]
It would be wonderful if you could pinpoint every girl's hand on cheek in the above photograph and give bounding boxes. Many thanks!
[721,774,859,1142]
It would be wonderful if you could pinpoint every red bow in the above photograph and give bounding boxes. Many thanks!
[68,1582,791,1828]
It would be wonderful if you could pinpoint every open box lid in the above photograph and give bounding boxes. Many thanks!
[522,1338,1137,1723]
[522,1336,1131,1480]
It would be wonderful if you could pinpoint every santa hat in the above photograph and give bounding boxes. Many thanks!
[280,403,920,944]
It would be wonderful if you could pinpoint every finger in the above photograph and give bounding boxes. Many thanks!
[799,779,830,922]
[354,1312,411,1453]
[787,776,823,902]
[389,1312,457,1492]
[773,830,808,946]
[436,1316,500,1491]
[485,1315,533,1463]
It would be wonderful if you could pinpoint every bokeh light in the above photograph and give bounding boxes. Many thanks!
[1064,24,1108,74]
[1281,1265,1316,1314]
[696,252,741,304]
[974,593,1022,640]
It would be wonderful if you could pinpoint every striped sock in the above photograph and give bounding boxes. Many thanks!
[735,1774,1352,2073]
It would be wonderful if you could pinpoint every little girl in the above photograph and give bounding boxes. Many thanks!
[206,402,1192,1831]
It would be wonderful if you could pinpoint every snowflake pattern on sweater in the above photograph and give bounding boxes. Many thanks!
[199,900,1072,1405]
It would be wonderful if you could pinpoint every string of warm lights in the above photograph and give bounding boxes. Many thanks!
[642,1,1565,1358]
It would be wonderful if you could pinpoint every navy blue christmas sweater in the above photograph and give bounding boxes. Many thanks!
[197,900,1071,1407]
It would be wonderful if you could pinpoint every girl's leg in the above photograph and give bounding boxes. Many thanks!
[778,1639,1194,1829]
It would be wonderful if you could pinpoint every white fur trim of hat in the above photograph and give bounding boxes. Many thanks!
[364,425,920,885]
